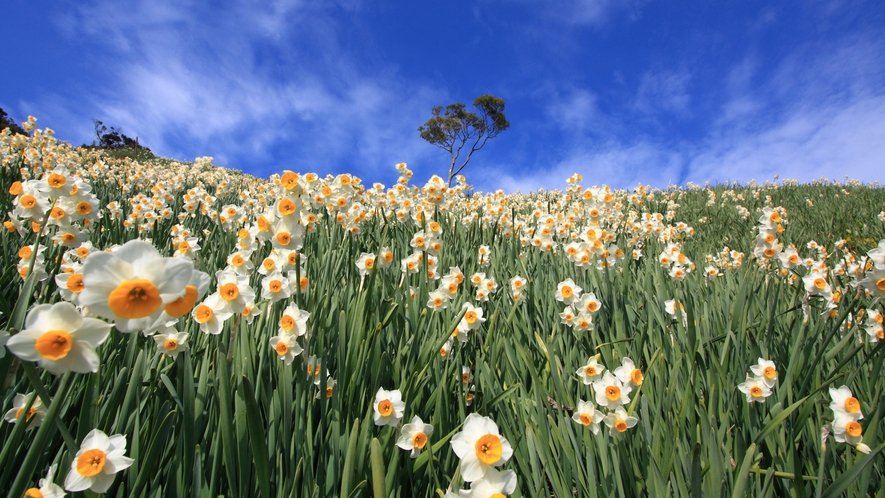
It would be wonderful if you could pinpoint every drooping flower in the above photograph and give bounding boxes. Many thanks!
[25,463,65,498]
[450,413,514,482]
[64,429,134,493]
[6,302,111,374]
[4,391,47,430]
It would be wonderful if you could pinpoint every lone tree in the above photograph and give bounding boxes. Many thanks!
[418,95,509,187]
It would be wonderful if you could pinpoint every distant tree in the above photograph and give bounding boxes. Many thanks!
[418,95,510,187]
[0,107,26,135]
[92,119,151,152]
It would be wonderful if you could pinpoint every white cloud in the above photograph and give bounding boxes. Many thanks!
[42,0,448,181]
[631,69,692,117]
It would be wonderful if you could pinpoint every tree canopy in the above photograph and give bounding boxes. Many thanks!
[418,95,509,187]
[0,107,26,135]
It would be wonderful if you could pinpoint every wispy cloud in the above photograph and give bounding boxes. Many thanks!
[40,0,446,182]
[492,33,885,193]
[631,69,692,118]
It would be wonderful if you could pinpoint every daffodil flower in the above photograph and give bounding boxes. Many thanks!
[64,429,134,493]
[450,413,513,482]
[6,302,111,375]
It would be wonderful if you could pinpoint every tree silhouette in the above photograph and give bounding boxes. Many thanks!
[0,107,26,135]
[418,95,509,187]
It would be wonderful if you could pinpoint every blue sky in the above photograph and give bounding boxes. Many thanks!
[2,0,883,192]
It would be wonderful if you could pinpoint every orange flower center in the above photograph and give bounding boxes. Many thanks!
[763,366,776,379]
[47,173,66,188]
[278,198,296,215]
[377,399,393,417]
[20,195,37,208]
[579,413,593,426]
[615,419,628,432]
[231,254,245,266]
[275,341,289,355]
[846,421,862,437]
[35,330,73,360]
[814,278,827,290]
[194,304,214,323]
[281,315,296,331]
[845,397,861,413]
[76,448,106,477]
[16,406,38,423]
[165,286,199,317]
[631,369,643,385]
[750,386,763,398]
[77,202,92,215]
[108,279,162,318]
[474,434,503,465]
[412,431,428,449]
[877,278,885,291]
[585,366,597,377]
[219,283,239,301]
[561,286,573,298]
[276,232,291,245]
[605,385,621,401]
[269,280,283,293]
[24,488,42,498]
[67,273,85,292]
[465,311,477,324]
[50,206,66,219]
[164,339,178,351]
[364,258,374,269]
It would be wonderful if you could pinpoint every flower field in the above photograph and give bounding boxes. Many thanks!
[1,118,884,497]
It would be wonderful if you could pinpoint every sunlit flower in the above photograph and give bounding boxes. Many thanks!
[593,372,631,408]
[279,302,310,336]
[64,429,134,493]
[457,468,518,497]
[269,332,302,365]
[355,252,376,277]
[571,400,604,434]
[576,357,605,385]
[451,413,513,482]
[6,302,111,374]
[214,270,255,314]
[749,358,777,388]
[555,278,581,305]
[373,387,405,427]
[832,415,864,446]
[613,357,643,388]
[152,328,189,359]
[603,407,639,436]
[192,293,233,335]
[737,375,772,403]
[396,415,433,458]
[79,240,193,333]
[829,386,863,421]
